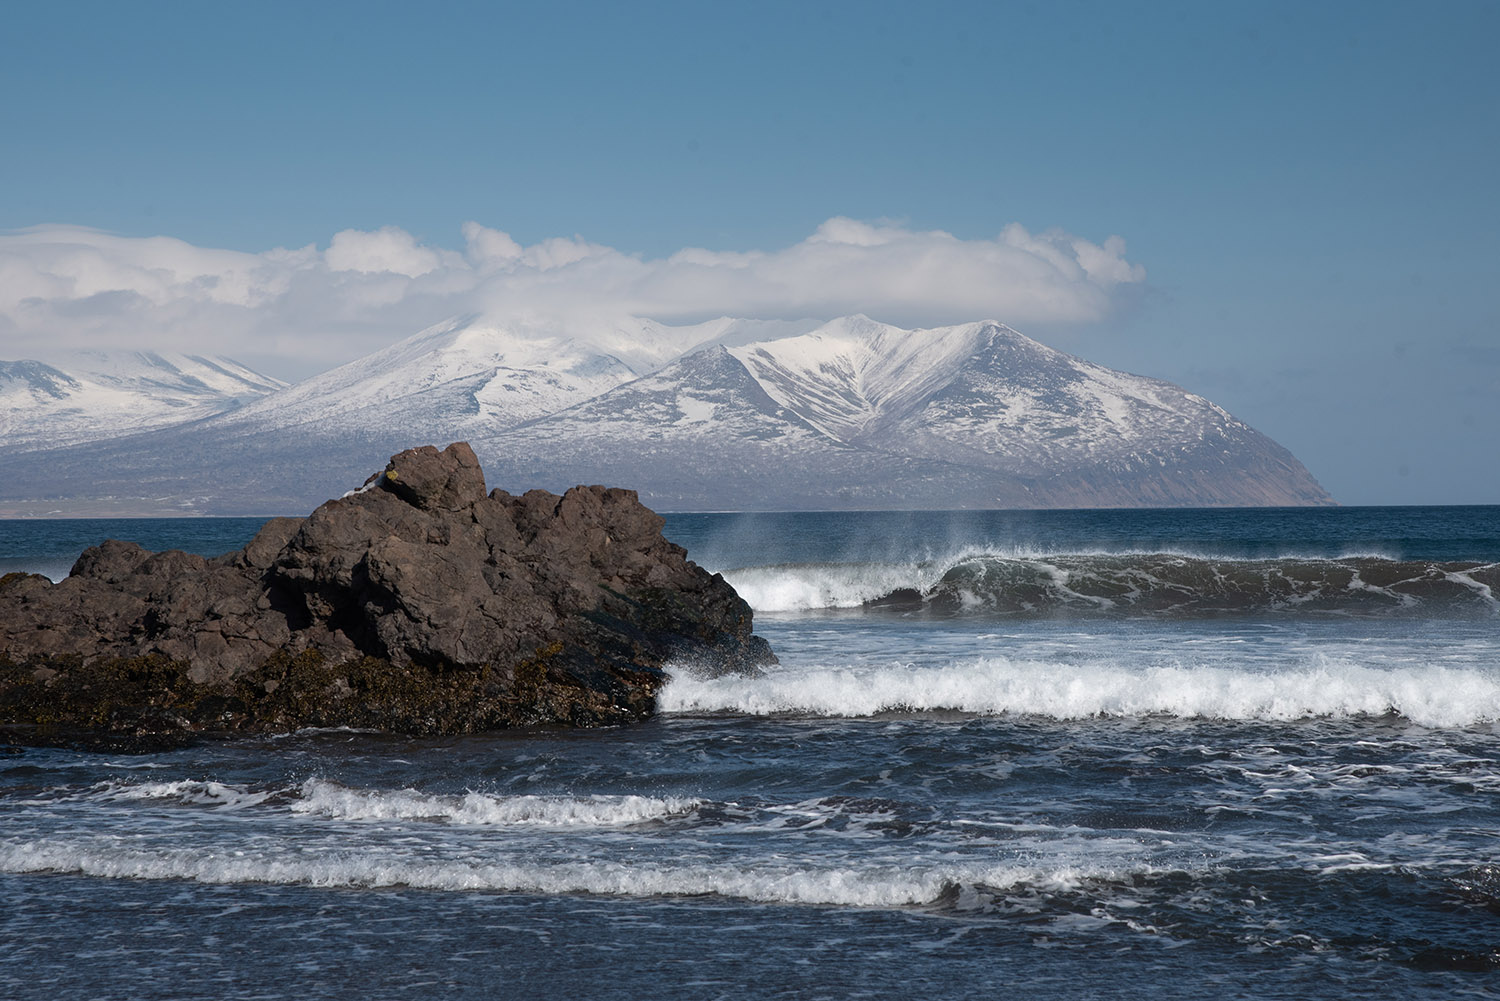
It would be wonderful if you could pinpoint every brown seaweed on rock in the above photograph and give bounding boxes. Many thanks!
[0,442,773,747]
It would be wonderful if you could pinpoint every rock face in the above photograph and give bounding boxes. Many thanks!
[0,443,773,744]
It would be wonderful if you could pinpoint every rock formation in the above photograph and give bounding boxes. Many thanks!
[0,443,773,746]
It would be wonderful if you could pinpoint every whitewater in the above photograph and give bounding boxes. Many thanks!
[3,505,1499,999]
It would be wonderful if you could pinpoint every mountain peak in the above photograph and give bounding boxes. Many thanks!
[0,313,1334,514]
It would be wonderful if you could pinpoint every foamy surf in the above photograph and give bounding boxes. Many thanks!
[661,658,1500,728]
[93,779,276,811]
[0,836,1117,909]
[290,780,701,828]
[7,507,1499,995]
[72,779,701,829]
[724,560,959,611]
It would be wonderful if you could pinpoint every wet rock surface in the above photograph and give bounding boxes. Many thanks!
[0,443,773,746]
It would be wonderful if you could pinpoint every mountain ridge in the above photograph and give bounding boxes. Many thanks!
[473,317,1331,510]
[0,314,1333,514]
[0,351,285,452]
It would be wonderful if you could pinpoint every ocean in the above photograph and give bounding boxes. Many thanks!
[3,506,1499,999]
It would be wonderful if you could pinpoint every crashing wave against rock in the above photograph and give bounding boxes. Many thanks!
[0,442,774,746]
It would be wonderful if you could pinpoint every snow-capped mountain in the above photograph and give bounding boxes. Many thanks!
[214,314,821,439]
[0,352,284,451]
[478,317,1331,509]
[0,315,1332,514]
[218,315,639,437]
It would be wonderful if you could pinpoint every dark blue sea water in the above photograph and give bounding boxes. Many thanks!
[3,508,1499,999]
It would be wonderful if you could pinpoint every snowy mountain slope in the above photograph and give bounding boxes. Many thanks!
[867,322,1233,468]
[217,316,635,435]
[475,346,1017,510]
[726,315,987,440]
[0,316,829,513]
[485,316,1333,510]
[852,322,1329,506]
[0,351,284,451]
[0,314,1333,514]
[476,345,856,499]
[726,316,1250,463]
[211,314,817,440]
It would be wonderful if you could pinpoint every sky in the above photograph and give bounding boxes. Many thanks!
[1,0,1496,505]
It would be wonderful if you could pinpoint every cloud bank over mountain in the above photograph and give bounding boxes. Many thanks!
[0,219,1145,379]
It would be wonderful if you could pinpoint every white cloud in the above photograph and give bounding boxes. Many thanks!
[461,221,521,267]
[324,226,455,277]
[0,218,1145,379]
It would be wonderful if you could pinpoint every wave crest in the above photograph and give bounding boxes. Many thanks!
[662,658,1500,728]
[0,837,1109,908]
[290,780,700,828]
[724,554,1500,618]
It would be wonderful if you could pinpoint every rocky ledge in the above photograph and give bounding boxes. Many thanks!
[0,443,773,746]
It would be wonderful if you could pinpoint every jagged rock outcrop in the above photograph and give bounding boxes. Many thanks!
[0,443,773,746]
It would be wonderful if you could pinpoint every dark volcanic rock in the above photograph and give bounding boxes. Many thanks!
[0,442,773,744]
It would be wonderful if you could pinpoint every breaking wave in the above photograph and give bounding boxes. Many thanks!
[289,780,700,827]
[661,658,1500,728]
[94,779,277,810]
[724,553,1500,618]
[79,779,699,829]
[0,836,1116,908]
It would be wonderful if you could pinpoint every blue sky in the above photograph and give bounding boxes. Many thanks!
[2,0,1496,504]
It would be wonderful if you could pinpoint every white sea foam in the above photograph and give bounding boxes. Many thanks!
[78,779,701,829]
[0,836,1111,908]
[1444,567,1500,613]
[721,547,1083,611]
[290,779,700,828]
[661,658,1500,728]
[722,561,941,611]
[95,779,274,810]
